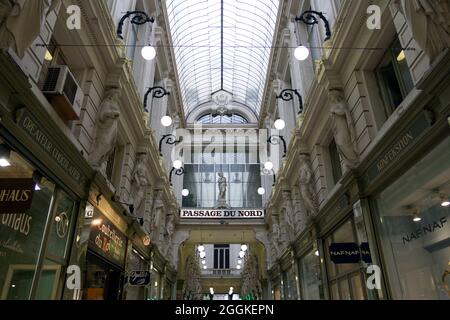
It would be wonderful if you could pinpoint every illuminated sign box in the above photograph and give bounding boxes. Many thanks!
[180,209,265,219]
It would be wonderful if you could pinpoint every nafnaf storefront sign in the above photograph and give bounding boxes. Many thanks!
[180,209,265,219]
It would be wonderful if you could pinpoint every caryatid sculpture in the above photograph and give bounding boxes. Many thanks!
[271,214,281,257]
[394,0,450,62]
[329,89,359,170]
[281,191,296,240]
[298,154,319,217]
[89,89,121,171]
[130,153,150,215]
[0,0,61,58]
[163,213,175,257]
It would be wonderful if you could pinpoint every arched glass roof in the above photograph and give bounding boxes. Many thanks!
[166,0,279,119]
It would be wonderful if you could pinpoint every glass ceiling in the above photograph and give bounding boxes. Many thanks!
[166,0,279,120]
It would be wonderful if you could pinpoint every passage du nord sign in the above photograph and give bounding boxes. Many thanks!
[180,209,265,219]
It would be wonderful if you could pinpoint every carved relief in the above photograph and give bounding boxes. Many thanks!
[329,89,359,170]
[89,89,121,171]
[0,0,61,58]
[394,0,450,62]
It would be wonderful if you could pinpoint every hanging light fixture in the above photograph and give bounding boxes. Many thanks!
[161,115,173,127]
[257,187,265,195]
[274,118,286,130]
[141,45,156,61]
[182,189,190,197]
[294,45,310,61]
[264,161,274,171]
[239,251,245,258]
[241,244,248,252]
[173,160,183,169]
[198,245,205,252]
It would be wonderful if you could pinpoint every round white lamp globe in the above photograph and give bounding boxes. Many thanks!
[264,161,274,171]
[241,244,248,252]
[274,118,286,130]
[173,160,183,169]
[182,189,190,197]
[141,45,156,61]
[257,187,265,195]
[161,116,173,127]
[294,45,310,61]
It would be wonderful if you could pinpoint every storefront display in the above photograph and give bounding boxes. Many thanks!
[282,266,298,300]
[299,249,324,300]
[0,140,78,299]
[324,218,367,300]
[85,209,128,300]
[375,136,450,300]
[125,249,150,300]
[150,269,161,300]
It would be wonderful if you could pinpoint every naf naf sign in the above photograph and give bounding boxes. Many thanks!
[180,209,265,219]
[329,242,373,264]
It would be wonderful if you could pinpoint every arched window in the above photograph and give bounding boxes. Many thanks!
[196,113,249,125]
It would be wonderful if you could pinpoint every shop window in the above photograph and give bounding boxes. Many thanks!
[329,139,343,184]
[282,267,298,300]
[150,269,161,300]
[0,142,55,299]
[324,218,368,300]
[374,136,450,300]
[213,244,230,269]
[376,37,414,119]
[125,249,149,300]
[299,249,324,300]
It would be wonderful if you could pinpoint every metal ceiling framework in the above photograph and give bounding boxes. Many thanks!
[166,0,279,121]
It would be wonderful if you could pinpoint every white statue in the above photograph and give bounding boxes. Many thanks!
[150,190,164,243]
[298,154,319,217]
[89,89,121,171]
[394,0,450,62]
[130,153,149,215]
[329,89,359,170]
[216,172,230,208]
[164,214,175,256]
[0,0,61,58]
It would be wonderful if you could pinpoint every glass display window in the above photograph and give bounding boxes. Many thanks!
[299,249,324,300]
[374,136,450,300]
[324,218,368,300]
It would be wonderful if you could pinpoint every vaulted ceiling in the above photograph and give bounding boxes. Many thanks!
[166,0,279,121]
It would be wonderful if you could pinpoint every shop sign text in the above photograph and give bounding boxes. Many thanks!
[402,217,447,245]
[88,210,127,267]
[0,179,35,214]
[16,109,87,186]
[180,209,264,219]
